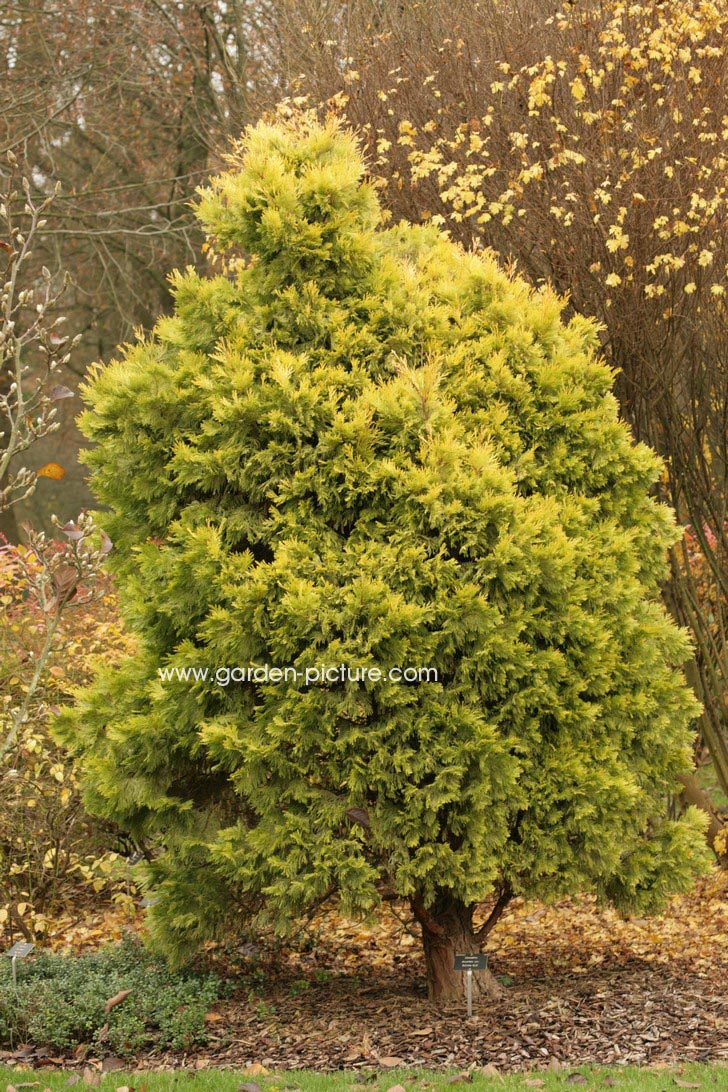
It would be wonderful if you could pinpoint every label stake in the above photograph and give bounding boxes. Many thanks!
[4,941,35,988]
[454,952,489,1018]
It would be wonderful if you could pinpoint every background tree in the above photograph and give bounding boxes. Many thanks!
[272,0,728,831]
[1,156,78,516]
[57,115,710,1003]
[0,0,282,539]
[0,159,133,944]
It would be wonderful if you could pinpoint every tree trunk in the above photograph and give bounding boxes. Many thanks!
[683,657,728,803]
[412,892,504,1004]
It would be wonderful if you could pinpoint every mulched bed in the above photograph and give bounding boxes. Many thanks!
[185,961,727,1072]
[190,874,728,1072]
[4,874,727,1073]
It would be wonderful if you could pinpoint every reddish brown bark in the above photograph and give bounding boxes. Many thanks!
[412,892,504,1004]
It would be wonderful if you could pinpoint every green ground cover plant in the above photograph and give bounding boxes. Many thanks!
[0,938,221,1054]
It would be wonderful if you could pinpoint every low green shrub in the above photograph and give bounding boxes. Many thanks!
[0,935,221,1054]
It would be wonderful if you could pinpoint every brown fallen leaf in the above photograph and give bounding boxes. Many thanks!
[204,1012,224,1023]
[380,1058,405,1068]
[245,1065,268,1076]
[104,989,132,1014]
[524,1082,545,1089]
[673,1082,700,1089]
[100,1059,124,1075]
[115,1087,133,1092]
[7,1085,18,1092]
[386,1086,407,1092]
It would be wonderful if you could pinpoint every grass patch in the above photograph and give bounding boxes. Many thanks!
[1,1064,727,1092]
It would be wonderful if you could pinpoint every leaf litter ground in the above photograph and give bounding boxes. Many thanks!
[4,871,726,1073]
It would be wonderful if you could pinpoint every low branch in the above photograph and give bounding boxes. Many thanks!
[410,893,445,938]
[475,886,513,941]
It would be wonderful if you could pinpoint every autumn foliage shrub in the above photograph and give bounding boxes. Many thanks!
[0,538,135,942]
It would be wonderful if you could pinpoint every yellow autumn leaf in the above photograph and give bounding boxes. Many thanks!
[36,462,66,481]
[570,77,586,102]
[714,826,728,856]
